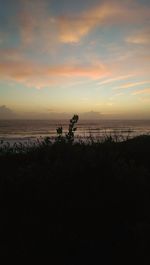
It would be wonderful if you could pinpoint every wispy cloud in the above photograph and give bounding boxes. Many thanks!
[132,88,150,95]
[17,0,150,46]
[97,75,133,85]
[19,0,58,51]
[114,81,150,90]
[0,48,24,61]
[58,0,150,43]
[0,59,109,88]
[126,28,150,45]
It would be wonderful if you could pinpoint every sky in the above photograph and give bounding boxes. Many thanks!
[0,0,150,119]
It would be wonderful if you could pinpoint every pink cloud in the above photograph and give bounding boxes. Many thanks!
[0,48,24,61]
[58,0,150,43]
[17,0,150,46]
[19,0,58,51]
[0,59,109,88]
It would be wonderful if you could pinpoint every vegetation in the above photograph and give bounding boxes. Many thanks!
[55,114,79,143]
[0,115,150,262]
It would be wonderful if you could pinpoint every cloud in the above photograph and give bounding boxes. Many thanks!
[141,55,150,62]
[0,58,109,88]
[18,111,71,120]
[114,81,150,90]
[9,110,102,120]
[0,105,16,119]
[126,29,150,44]
[80,111,102,119]
[17,0,150,46]
[132,88,150,95]
[0,0,149,91]
[0,48,24,61]
[97,75,133,85]
[139,97,150,103]
[58,0,150,43]
[0,31,7,44]
[47,64,108,79]
[19,0,58,51]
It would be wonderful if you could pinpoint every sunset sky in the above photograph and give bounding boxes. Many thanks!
[0,0,150,119]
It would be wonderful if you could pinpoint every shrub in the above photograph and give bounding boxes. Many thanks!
[56,114,79,144]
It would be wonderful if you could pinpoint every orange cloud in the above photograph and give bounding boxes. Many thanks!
[47,64,109,78]
[19,0,58,50]
[132,88,150,95]
[18,0,150,46]
[114,81,150,90]
[97,75,133,85]
[0,48,24,61]
[0,59,109,88]
[58,0,150,43]
[126,29,150,44]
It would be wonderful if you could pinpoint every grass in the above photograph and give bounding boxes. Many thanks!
[0,117,150,262]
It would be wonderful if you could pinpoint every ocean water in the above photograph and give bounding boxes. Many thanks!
[0,119,150,144]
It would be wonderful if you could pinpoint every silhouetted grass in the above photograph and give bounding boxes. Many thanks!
[0,133,150,262]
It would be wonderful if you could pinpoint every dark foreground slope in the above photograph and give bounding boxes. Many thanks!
[0,135,150,262]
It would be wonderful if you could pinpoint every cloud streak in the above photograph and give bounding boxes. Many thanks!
[0,48,24,61]
[114,81,150,90]
[97,75,133,86]
[126,29,150,45]
[0,58,109,88]
[132,88,150,95]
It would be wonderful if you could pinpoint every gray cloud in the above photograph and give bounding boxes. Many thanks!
[80,111,102,119]
[0,105,16,119]
[20,111,102,120]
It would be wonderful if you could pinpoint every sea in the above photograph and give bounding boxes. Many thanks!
[0,119,150,144]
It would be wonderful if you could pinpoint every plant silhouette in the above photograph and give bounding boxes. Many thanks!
[56,114,79,143]
[56,126,63,142]
[66,114,79,143]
